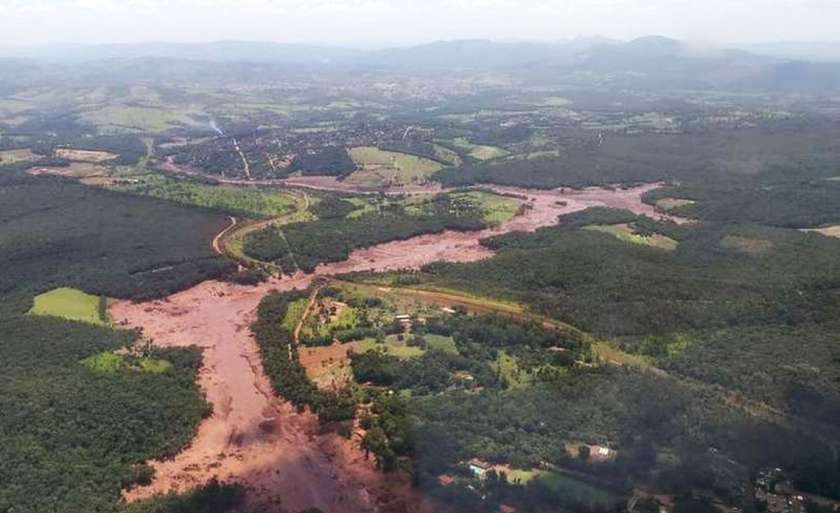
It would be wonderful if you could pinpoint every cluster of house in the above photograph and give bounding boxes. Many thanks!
[437,459,518,513]
[755,468,806,513]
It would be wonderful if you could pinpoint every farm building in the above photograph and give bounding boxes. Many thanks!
[438,474,455,487]
[467,458,491,478]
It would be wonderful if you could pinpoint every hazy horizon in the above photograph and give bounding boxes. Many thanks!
[2,0,840,48]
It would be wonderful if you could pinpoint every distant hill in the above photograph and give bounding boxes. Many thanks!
[740,41,840,62]
[2,37,840,93]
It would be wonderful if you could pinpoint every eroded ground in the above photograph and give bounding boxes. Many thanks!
[111,182,683,512]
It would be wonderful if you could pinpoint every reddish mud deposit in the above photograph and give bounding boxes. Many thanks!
[111,183,682,512]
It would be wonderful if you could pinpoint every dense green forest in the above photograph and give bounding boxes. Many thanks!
[0,165,236,512]
[436,126,840,189]
[355,205,840,506]
[0,167,232,316]
[288,145,357,176]
[0,318,210,512]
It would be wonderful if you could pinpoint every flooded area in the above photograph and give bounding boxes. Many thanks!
[111,181,683,512]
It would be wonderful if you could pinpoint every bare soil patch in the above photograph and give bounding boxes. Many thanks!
[299,342,361,387]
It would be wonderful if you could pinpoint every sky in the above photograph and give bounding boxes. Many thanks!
[1,0,839,47]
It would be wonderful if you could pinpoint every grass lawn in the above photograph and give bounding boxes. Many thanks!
[584,223,678,251]
[360,335,425,359]
[538,472,621,508]
[29,288,105,325]
[423,334,459,354]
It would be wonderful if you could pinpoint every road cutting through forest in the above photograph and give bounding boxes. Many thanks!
[111,182,685,513]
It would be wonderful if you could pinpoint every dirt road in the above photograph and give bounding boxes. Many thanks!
[111,182,679,513]
[212,216,238,255]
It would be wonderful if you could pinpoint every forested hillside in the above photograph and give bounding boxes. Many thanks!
[0,164,239,512]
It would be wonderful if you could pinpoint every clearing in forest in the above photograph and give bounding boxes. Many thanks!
[719,235,774,256]
[584,223,678,250]
[112,174,298,218]
[29,287,106,325]
[80,105,203,133]
[446,137,510,161]
[802,225,840,238]
[449,190,522,225]
[28,162,111,179]
[347,146,444,186]
[55,148,118,163]
[655,197,695,211]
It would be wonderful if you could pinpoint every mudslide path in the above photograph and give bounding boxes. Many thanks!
[111,183,683,513]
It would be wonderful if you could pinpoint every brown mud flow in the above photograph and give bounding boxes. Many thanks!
[111,183,683,513]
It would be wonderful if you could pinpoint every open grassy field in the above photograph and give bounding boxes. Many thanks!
[113,175,298,218]
[356,335,425,359]
[347,146,444,186]
[81,351,173,374]
[538,471,621,508]
[584,223,678,250]
[29,287,105,325]
[55,148,118,163]
[0,149,40,165]
[424,334,458,354]
[447,137,510,161]
[80,105,204,133]
[450,190,521,225]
